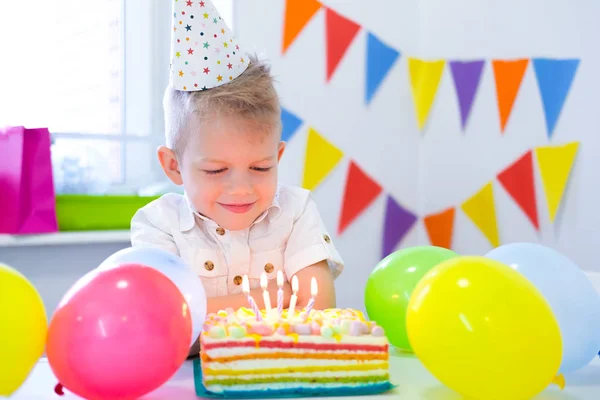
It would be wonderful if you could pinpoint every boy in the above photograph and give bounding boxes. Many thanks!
[130,0,344,355]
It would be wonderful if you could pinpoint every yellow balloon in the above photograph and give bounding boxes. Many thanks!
[407,256,562,400]
[0,263,48,396]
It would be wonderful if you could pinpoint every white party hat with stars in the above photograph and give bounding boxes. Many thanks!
[169,0,249,91]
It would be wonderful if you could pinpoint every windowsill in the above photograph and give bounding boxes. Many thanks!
[0,230,131,247]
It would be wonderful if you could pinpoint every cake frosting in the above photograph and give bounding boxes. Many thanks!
[199,307,390,396]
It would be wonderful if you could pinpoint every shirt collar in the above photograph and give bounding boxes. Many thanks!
[178,188,282,232]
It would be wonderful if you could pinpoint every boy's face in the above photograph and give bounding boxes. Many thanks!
[163,115,285,231]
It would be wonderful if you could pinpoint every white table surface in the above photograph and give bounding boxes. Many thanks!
[9,351,600,400]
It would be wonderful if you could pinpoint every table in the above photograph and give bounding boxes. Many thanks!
[9,351,600,399]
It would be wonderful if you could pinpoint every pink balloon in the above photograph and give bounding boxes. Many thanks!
[47,264,192,400]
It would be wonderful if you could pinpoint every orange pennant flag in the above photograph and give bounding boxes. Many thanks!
[461,182,500,247]
[424,207,455,249]
[282,0,322,54]
[493,59,529,132]
[535,141,580,222]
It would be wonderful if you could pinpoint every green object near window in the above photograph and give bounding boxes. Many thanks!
[55,194,160,231]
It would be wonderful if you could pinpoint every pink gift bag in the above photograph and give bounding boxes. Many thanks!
[0,126,58,234]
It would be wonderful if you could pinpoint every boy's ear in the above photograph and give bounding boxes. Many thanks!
[157,146,184,185]
[277,141,286,162]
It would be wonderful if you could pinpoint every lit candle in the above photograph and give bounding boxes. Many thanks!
[277,270,284,318]
[302,277,318,319]
[260,273,272,312]
[288,275,299,320]
[242,275,262,321]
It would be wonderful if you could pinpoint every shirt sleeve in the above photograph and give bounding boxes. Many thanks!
[130,206,180,256]
[283,194,344,279]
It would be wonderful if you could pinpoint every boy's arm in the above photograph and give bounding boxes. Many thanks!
[292,260,336,310]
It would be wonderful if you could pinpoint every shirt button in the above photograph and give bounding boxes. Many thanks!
[264,263,274,273]
[323,234,331,243]
[216,227,225,236]
[204,260,214,271]
[233,275,243,285]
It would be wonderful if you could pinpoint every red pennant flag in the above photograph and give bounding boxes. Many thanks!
[424,207,455,249]
[497,150,539,230]
[338,161,383,235]
[282,0,322,54]
[326,7,361,82]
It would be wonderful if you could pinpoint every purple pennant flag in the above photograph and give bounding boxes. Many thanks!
[450,60,485,129]
[382,195,417,259]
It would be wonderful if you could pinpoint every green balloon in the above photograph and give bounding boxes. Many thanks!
[364,246,459,351]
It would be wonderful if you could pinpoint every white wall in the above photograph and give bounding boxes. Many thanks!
[235,0,600,312]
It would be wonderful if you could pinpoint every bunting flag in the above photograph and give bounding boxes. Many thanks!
[365,32,400,105]
[408,58,446,131]
[281,0,322,54]
[497,150,539,230]
[325,7,361,82]
[534,141,580,222]
[338,161,382,235]
[424,207,455,249]
[492,59,529,132]
[281,108,303,142]
[382,195,417,258]
[461,182,500,247]
[533,58,580,139]
[449,60,485,130]
[301,127,344,191]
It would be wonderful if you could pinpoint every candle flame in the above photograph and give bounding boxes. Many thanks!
[242,275,250,294]
[311,277,318,296]
[277,270,284,287]
[292,275,299,293]
[260,272,267,290]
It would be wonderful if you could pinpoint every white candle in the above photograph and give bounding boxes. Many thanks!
[260,272,272,312]
[277,270,284,318]
[288,275,299,319]
[242,275,262,321]
[302,277,318,319]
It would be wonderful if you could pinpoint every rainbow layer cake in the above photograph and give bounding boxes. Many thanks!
[198,307,391,397]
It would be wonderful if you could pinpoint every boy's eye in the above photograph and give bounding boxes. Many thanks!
[252,167,272,172]
[203,168,226,175]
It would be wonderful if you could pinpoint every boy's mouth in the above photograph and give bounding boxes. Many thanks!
[218,202,256,214]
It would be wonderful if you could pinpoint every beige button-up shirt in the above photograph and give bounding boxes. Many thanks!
[130,185,344,297]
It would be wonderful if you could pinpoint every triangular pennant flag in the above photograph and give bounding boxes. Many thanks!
[461,182,500,247]
[408,58,446,131]
[382,196,417,258]
[325,7,361,82]
[424,207,455,249]
[533,58,580,138]
[365,32,400,105]
[338,161,382,234]
[449,60,485,129]
[497,150,539,230]
[534,141,580,222]
[282,0,322,54]
[492,59,529,132]
[301,127,344,191]
[281,108,303,142]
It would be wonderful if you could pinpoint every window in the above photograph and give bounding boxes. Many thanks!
[0,0,234,195]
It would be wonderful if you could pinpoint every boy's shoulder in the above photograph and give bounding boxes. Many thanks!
[133,193,188,229]
[276,184,323,221]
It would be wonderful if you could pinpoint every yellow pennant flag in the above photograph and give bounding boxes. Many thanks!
[535,141,580,222]
[302,127,344,191]
[461,181,500,247]
[408,58,446,131]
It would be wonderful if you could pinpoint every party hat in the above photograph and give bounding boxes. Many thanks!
[169,0,249,91]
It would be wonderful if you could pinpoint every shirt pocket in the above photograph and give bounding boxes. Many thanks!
[189,248,228,297]
[248,247,285,289]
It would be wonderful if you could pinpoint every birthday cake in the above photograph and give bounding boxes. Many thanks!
[199,306,390,397]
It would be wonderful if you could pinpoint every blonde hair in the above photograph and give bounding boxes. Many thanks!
[163,53,281,155]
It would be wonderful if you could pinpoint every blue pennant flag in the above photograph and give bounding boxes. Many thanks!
[366,32,400,105]
[533,58,580,138]
[281,108,303,142]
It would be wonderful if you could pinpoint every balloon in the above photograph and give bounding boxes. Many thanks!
[364,246,459,351]
[0,264,47,396]
[486,242,600,374]
[98,246,207,347]
[407,256,562,400]
[47,264,191,400]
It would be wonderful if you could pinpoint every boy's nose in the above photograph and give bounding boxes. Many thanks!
[226,173,253,195]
